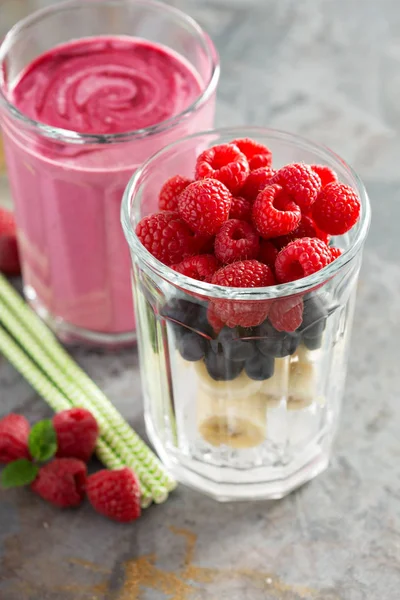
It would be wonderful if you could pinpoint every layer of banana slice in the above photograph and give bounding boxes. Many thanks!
[194,359,263,400]
[261,358,290,408]
[260,348,318,410]
[288,359,316,411]
[197,389,267,449]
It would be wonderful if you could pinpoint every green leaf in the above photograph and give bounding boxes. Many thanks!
[28,419,57,462]
[1,459,39,489]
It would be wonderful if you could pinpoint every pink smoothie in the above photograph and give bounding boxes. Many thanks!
[1,37,214,340]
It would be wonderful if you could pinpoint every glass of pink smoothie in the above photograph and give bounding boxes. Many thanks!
[0,0,219,346]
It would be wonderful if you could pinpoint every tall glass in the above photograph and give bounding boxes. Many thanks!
[0,0,219,346]
[121,127,371,501]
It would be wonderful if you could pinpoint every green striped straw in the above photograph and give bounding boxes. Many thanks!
[0,325,152,508]
[0,293,169,504]
[0,274,176,496]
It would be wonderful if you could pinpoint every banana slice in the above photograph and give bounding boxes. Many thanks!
[197,389,267,448]
[194,360,262,400]
[261,358,290,408]
[288,353,317,411]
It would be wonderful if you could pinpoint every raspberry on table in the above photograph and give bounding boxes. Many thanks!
[0,414,30,464]
[31,458,87,508]
[53,408,99,463]
[158,175,192,211]
[229,196,252,222]
[178,179,232,235]
[329,246,342,261]
[274,214,330,249]
[271,163,321,212]
[214,219,260,264]
[231,138,272,170]
[252,184,301,239]
[258,239,279,269]
[275,237,331,283]
[268,296,304,332]
[171,254,219,282]
[136,211,198,265]
[86,467,141,523]
[311,165,338,188]
[211,260,276,327]
[240,166,276,202]
[0,208,21,276]
[195,143,249,194]
[312,182,361,235]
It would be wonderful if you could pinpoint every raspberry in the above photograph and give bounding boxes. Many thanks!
[53,408,99,463]
[311,165,338,188]
[195,143,249,193]
[86,468,141,523]
[329,246,342,261]
[312,182,361,235]
[207,303,225,334]
[172,254,219,282]
[178,179,232,236]
[271,163,321,211]
[214,219,260,264]
[0,208,21,276]
[274,215,330,249]
[258,239,279,268]
[212,259,275,288]
[252,184,301,239]
[269,296,304,332]
[31,458,87,508]
[240,166,276,202]
[231,138,272,170]
[229,196,252,222]
[211,260,276,327]
[0,414,30,464]
[136,211,197,265]
[275,237,331,283]
[248,154,273,171]
[158,175,192,211]
[193,232,215,254]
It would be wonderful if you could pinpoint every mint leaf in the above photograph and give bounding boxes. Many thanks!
[1,459,39,489]
[28,419,57,462]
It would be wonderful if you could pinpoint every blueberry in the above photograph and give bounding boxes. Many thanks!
[300,295,328,337]
[217,327,257,362]
[255,321,299,358]
[204,351,244,381]
[177,331,207,361]
[245,353,275,381]
[303,334,323,351]
[162,299,213,337]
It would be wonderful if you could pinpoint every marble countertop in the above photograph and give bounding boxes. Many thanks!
[1,1,400,598]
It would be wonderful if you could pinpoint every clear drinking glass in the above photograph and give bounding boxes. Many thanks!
[121,127,371,501]
[0,0,219,346]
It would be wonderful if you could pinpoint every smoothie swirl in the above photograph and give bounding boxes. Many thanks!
[10,37,202,134]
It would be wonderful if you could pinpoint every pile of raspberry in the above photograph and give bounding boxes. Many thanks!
[136,138,360,288]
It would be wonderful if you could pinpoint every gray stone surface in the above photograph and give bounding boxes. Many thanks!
[1,0,400,598]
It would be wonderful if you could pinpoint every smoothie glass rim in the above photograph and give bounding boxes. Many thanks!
[121,126,371,300]
[0,0,220,145]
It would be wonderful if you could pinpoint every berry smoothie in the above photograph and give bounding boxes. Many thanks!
[1,36,215,342]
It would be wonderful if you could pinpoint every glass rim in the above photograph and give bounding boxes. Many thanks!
[121,126,371,300]
[0,0,220,145]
